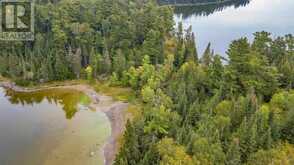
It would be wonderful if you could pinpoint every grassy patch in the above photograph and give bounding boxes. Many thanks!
[92,80,143,120]
[93,81,137,103]
[126,103,143,120]
[0,75,9,81]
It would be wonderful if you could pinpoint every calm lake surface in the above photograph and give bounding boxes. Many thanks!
[0,87,110,165]
[170,0,294,56]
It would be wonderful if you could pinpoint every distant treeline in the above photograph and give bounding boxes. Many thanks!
[158,0,244,6]
[158,0,251,18]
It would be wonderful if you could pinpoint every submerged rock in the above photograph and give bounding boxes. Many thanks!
[78,104,89,111]
[90,151,95,157]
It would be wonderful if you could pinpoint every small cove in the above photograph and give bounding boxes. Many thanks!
[0,87,111,165]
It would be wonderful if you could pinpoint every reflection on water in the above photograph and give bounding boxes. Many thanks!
[167,0,294,56]
[5,88,90,119]
[159,0,251,18]
[0,87,110,165]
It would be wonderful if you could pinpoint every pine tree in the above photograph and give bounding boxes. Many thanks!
[142,30,163,65]
[208,55,224,89]
[112,49,127,78]
[226,138,241,165]
[201,42,213,67]
[238,116,257,163]
[184,26,198,63]
[252,31,272,56]
[114,120,141,165]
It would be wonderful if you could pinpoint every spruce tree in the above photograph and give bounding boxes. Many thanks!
[226,138,241,165]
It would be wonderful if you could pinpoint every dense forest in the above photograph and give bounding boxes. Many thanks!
[0,0,174,84]
[0,0,294,165]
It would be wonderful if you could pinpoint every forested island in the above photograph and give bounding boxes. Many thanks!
[0,0,293,165]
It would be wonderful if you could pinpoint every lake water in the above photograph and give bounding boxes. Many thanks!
[168,0,294,57]
[0,87,110,165]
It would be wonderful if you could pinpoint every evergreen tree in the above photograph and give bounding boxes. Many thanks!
[226,138,241,165]
[114,120,141,165]
[184,26,198,62]
[142,30,163,65]
[201,42,213,66]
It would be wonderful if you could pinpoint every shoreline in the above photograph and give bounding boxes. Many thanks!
[159,0,236,7]
[0,81,128,165]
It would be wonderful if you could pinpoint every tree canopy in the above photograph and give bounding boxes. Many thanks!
[0,0,293,165]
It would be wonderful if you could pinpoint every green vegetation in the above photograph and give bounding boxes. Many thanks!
[93,81,136,102]
[0,0,293,165]
[113,29,294,164]
[0,0,173,85]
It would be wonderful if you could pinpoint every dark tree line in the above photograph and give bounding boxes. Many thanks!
[158,0,251,18]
